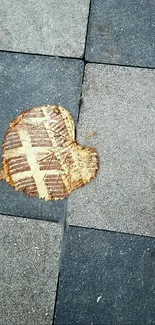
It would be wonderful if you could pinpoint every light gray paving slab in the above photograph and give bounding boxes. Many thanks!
[68,64,155,237]
[0,215,62,325]
[0,0,90,57]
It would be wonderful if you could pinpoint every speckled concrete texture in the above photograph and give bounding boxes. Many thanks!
[0,52,84,221]
[68,64,155,237]
[0,0,90,57]
[54,226,155,325]
[0,215,62,325]
[85,0,155,67]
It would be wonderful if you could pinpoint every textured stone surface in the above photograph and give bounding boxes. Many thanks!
[85,0,155,67]
[0,0,90,57]
[69,64,155,236]
[0,52,83,221]
[54,226,155,325]
[0,215,62,325]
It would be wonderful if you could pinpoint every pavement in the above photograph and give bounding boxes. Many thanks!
[0,0,155,324]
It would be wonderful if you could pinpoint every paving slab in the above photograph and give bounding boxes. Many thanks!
[0,214,62,325]
[0,0,90,57]
[54,226,155,325]
[85,0,155,67]
[68,64,155,237]
[0,52,83,221]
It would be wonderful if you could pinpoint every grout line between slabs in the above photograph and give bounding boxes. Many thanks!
[52,202,69,325]
[70,224,155,239]
[52,218,69,325]
[52,1,92,322]
[82,0,92,61]
[1,50,155,70]
[77,0,92,121]
[52,272,61,325]
[0,212,59,223]
[0,49,81,61]
[77,63,85,124]
[85,60,155,70]
[0,212,47,222]
[51,53,86,324]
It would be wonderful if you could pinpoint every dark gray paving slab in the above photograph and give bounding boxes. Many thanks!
[54,226,155,325]
[0,0,90,57]
[0,214,62,325]
[85,0,155,67]
[0,52,84,221]
[69,64,155,237]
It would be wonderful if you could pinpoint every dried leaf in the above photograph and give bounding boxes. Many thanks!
[0,105,98,200]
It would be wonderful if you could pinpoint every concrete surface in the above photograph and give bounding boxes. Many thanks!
[0,1,155,323]
[0,0,90,57]
[0,214,62,325]
[85,0,155,67]
[68,63,155,237]
[0,52,83,221]
[54,226,155,325]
